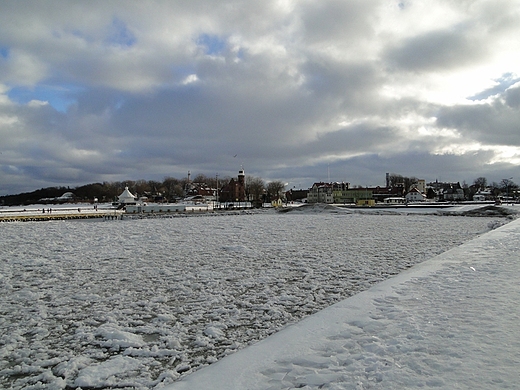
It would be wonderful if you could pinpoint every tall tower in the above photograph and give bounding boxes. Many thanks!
[238,168,245,185]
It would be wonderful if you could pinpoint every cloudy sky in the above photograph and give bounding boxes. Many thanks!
[1,0,520,195]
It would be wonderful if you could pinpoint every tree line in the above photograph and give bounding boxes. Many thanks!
[387,173,518,200]
[465,176,518,199]
[2,173,517,206]
[0,174,287,206]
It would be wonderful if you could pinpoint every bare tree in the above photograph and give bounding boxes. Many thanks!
[473,177,487,191]
[205,175,218,189]
[148,180,162,194]
[246,176,265,206]
[388,173,404,188]
[403,176,418,192]
[266,181,285,201]
[162,177,180,200]
[500,178,517,200]
[490,182,501,197]
[500,178,515,190]
[193,173,208,184]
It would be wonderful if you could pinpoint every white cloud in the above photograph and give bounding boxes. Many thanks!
[27,100,49,107]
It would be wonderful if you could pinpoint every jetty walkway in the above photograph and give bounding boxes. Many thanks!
[0,207,123,222]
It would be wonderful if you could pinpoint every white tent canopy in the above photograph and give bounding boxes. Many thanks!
[118,186,136,204]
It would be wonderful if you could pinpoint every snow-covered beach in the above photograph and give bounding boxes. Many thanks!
[0,205,518,389]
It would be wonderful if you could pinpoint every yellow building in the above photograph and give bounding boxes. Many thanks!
[356,199,375,206]
[333,188,373,204]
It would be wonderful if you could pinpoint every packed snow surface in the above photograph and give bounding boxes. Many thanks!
[0,206,516,388]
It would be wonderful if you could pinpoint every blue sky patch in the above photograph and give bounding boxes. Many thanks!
[0,47,8,58]
[171,64,199,82]
[8,85,82,113]
[468,73,520,101]
[197,33,226,55]
[235,47,246,61]
[106,18,136,47]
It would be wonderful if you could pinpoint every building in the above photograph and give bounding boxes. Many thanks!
[371,186,404,203]
[473,194,486,201]
[442,184,465,201]
[118,186,137,205]
[185,183,216,202]
[383,197,406,204]
[285,188,309,202]
[333,185,373,204]
[472,190,493,201]
[405,187,426,202]
[411,179,426,193]
[219,169,246,203]
[39,191,76,204]
[309,181,404,205]
[125,203,213,213]
[333,185,404,204]
[307,182,335,203]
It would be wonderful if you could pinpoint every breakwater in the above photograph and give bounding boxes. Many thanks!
[0,209,123,222]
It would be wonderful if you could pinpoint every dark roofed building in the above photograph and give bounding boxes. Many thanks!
[219,169,246,203]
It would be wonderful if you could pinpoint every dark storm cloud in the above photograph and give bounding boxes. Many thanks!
[435,85,520,146]
[505,83,520,108]
[283,149,505,189]
[384,28,485,72]
[300,0,377,45]
[301,59,381,111]
[302,124,399,157]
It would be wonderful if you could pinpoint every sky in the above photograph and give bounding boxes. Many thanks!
[1,0,520,195]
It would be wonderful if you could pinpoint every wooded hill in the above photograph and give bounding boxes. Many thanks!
[0,178,191,206]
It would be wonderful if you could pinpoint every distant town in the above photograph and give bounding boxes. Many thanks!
[0,170,518,208]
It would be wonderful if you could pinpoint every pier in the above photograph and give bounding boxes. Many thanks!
[0,208,123,222]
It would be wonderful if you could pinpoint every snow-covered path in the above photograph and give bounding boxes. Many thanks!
[167,216,520,389]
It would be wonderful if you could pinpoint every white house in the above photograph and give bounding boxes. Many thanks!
[473,191,493,201]
[307,183,334,204]
[443,186,465,201]
[57,192,75,201]
[405,187,425,202]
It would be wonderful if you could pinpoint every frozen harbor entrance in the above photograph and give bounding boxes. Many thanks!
[0,207,516,389]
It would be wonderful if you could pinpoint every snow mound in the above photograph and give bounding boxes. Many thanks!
[74,356,142,388]
[439,205,519,218]
[95,325,146,349]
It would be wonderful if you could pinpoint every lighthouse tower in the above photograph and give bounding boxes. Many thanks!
[238,168,245,186]
[219,168,246,203]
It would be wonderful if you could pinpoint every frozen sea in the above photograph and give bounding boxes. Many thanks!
[0,205,515,389]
